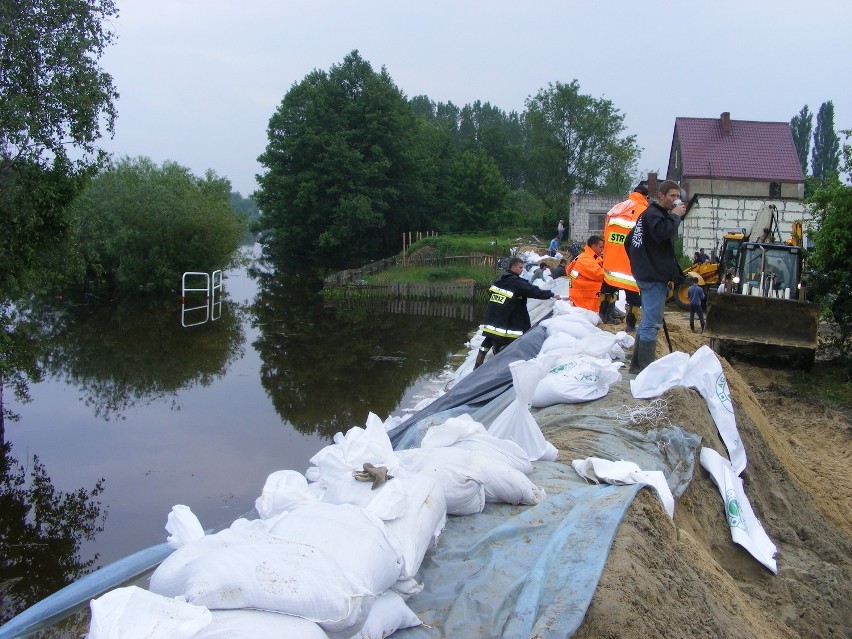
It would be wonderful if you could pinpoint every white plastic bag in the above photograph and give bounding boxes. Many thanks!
[488,358,558,462]
[629,351,690,398]
[571,457,674,518]
[700,448,777,573]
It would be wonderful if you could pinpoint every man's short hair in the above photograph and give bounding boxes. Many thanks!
[658,179,680,195]
[508,257,524,269]
[559,259,567,265]
[633,181,649,196]
[587,235,604,247]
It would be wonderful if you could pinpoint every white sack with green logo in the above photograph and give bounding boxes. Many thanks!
[700,448,778,573]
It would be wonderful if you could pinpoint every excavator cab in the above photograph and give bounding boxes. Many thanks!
[733,242,804,299]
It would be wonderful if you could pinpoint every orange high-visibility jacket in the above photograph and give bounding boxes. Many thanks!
[568,245,604,312]
[602,191,648,292]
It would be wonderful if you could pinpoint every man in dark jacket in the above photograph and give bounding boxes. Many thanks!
[625,179,687,373]
[474,257,561,368]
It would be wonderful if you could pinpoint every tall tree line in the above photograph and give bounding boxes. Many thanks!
[791,101,841,187]
[256,51,640,270]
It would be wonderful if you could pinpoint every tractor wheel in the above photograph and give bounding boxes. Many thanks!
[674,282,691,310]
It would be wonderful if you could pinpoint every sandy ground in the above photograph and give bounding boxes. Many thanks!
[556,311,852,639]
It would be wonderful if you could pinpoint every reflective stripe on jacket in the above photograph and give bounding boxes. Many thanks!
[602,192,647,292]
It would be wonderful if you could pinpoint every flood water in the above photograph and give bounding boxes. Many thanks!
[1,244,482,626]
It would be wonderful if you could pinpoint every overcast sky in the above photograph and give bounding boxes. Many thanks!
[99,0,852,197]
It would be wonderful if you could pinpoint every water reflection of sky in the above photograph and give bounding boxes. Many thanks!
[6,245,478,572]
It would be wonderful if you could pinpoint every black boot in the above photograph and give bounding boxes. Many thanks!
[634,339,657,374]
[628,344,641,374]
[474,348,488,369]
[625,307,637,334]
[598,298,610,324]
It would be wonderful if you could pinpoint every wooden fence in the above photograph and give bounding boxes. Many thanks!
[333,281,489,303]
[323,253,497,287]
[326,295,483,321]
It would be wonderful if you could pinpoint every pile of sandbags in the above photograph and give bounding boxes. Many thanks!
[88,412,546,638]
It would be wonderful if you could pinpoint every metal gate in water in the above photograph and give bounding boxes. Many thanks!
[180,270,223,327]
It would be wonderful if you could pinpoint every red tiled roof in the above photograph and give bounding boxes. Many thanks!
[674,117,804,182]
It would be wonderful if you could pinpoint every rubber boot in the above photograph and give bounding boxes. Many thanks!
[628,344,641,374]
[625,306,637,334]
[635,339,657,374]
[474,347,488,369]
[605,304,623,324]
[598,298,610,324]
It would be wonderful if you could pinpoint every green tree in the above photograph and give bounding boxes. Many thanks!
[811,100,840,186]
[790,105,813,176]
[441,149,507,233]
[0,0,119,297]
[256,51,422,269]
[66,157,246,295]
[522,80,640,220]
[807,131,852,378]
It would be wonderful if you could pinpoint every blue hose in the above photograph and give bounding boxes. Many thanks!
[0,543,172,639]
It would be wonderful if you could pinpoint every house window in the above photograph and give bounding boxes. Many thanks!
[769,182,781,197]
[588,212,606,237]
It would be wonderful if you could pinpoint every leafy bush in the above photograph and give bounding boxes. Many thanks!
[66,157,246,296]
[807,131,852,378]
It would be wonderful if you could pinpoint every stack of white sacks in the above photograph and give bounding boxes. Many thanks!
[88,297,647,639]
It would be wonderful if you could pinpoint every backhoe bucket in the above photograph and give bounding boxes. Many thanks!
[705,292,821,368]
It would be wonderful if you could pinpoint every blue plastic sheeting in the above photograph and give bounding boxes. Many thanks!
[394,462,642,639]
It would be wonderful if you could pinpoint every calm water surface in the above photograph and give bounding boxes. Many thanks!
[2,245,481,626]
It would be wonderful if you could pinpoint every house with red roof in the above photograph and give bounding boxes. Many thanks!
[666,112,810,258]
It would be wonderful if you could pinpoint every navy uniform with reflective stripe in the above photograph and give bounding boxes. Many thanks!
[482,270,556,342]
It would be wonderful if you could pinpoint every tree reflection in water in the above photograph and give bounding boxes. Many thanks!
[0,441,105,624]
[251,255,481,439]
[32,297,246,421]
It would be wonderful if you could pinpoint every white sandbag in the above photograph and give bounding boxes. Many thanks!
[550,303,601,325]
[629,351,690,398]
[161,505,401,632]
[421,413,533,474]
[151,519,272,597]
[571,457,675,518]
[347,590,422,639]
[683,345,746,476]
[395,447,486,516]
[700,448,778,573]
[89,586,211,639]
[488,358,558,462]
[322,471,447,580]
[531,357,622,408]
[254,469,320,520]
[541,315,599,338]
[192,609,329,638]
[391,577,423,599]
[309,412,400,485]
[482,464,546,505]
[166,505,205,550]
[539,331,582,354]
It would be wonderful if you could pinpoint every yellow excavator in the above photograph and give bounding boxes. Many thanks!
[670,231,744,309]
[704,205,819,369]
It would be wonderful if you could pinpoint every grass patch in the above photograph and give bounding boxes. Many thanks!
[791,364,852,409]
[366,263,497,286]
[404,235,528,259]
